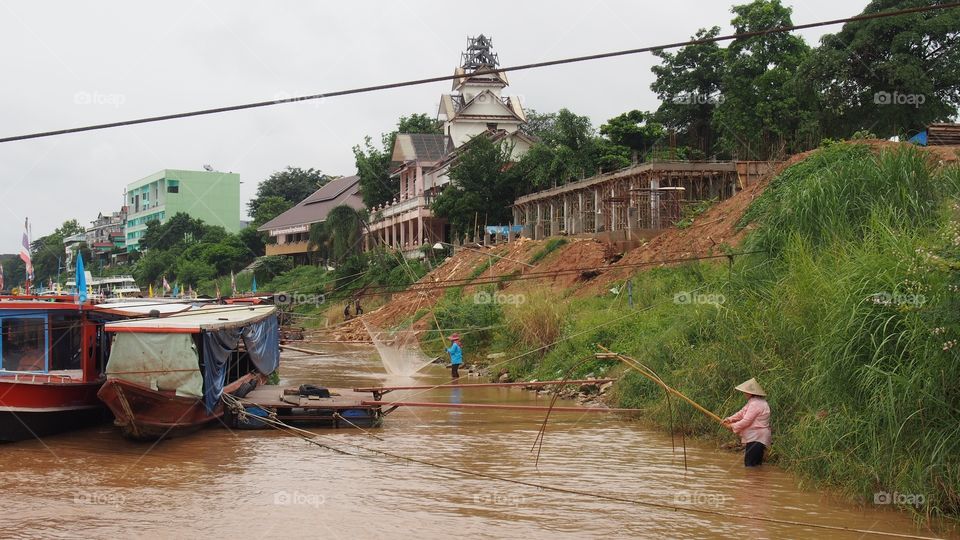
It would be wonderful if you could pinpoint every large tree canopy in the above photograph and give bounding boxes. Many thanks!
[599,110,665,163]
[650,26,726,156]
[247,167,331,218]
[713,0,812,159]
[432,135,519,240]
[798,0,960,139]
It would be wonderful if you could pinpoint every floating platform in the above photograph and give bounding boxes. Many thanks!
[226,385,382,430]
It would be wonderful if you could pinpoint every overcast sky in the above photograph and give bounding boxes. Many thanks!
[0,0,864,253]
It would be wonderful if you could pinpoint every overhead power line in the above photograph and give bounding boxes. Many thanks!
[1,2,957,144]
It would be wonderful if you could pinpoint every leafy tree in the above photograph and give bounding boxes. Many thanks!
[599,110,665,163]
[325,206,365,263]
[135,249,177,285]
[432,136,519,240]
[712,0,812,159]
[650,27,726,155]
[247,167,330,218]
[515,108,599,190]
[139,213,208,251]
[29,219,85,284]
[354,113,443,208]
[252,196,293,227]
[307,221,332,263]
[238,225,266,257]
[798,0,960,139]
[175,259,215,286]
[253,256,294,283]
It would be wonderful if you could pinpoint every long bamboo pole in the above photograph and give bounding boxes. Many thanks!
[279,343,328,356]
[597,345,726,426]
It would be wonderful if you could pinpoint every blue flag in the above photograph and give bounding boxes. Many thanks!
[251,276,257,293]
[173,283,180,297]
[76,253,87,303]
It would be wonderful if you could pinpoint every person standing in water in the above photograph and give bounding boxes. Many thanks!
[446,333,463,379]
[723,378,771,467]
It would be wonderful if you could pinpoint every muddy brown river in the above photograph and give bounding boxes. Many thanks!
[0,345,953,539]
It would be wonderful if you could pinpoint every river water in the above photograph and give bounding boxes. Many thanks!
[0,345,952,539]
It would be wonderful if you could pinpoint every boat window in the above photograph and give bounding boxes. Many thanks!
[49,315,82,371]
[1,317,47,372]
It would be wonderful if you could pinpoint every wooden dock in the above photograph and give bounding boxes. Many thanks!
[229,385,382,429]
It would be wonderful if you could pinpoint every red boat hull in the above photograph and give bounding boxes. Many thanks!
[98,373,264,441]
[0,377,107,442]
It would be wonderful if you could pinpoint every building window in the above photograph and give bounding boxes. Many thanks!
[486,123,498,131]
[167,180,179,193]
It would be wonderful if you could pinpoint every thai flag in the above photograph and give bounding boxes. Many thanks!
[19,218,33,279]
[162,276,171,293]
[0,263,4,291]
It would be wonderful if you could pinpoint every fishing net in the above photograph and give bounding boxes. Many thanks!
[363,321,437,376]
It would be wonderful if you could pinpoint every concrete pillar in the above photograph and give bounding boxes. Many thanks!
[610,187,617,232]
[594,189,601,232]
[418,215,424,247]
[536,204,543,240]
[576,192,584,234]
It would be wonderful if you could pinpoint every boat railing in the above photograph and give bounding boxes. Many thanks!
[0,371,77,383]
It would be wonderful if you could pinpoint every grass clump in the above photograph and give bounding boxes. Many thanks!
[528,238,568,264]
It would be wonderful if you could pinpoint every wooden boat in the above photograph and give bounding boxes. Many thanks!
[97,305,280,441]
[0,296,193,442]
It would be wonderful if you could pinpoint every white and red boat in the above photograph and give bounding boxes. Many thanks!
[0,295,193,442]
[98,305,280,441]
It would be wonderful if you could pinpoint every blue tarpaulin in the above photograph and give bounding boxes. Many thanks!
[484,225,523,236]
[201,315,280,412]
[909,131,928,146]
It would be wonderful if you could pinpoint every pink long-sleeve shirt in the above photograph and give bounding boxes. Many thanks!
[724,396,772,447]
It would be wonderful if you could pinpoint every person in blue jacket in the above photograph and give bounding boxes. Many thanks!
[446,333,463,379]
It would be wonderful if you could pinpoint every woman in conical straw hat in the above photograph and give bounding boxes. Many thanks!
[722,377,772,467]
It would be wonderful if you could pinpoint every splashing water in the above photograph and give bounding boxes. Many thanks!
[363,321,437,376]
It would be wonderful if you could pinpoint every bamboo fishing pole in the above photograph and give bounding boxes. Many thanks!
[596,345,726,426]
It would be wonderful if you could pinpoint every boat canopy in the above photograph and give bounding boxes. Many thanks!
[92,301,194,317]
[104,306,280,412]
[106,333,203,398]
[103,305,276,333]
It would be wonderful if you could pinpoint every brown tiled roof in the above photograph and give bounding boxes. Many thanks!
[257,175,364,232]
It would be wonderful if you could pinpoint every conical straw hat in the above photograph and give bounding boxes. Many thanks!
[734,377,766,396]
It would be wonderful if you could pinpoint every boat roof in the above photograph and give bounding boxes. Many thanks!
[104,305,276,334]
[92,301,195,317]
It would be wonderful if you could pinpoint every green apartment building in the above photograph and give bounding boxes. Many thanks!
[124,169,241,251]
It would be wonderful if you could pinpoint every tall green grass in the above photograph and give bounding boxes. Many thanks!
[503,143,960,521]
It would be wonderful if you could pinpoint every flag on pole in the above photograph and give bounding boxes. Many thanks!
[230,271,237,296]
[76,253,88,303]
[172,282,180,298]
[162,276,171,294]
[215,281,221,299]
[0,263,4,292]
[148,283,154,297]
[187,284,194,298]
[20,218,33,281]
[251,275,257,293]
